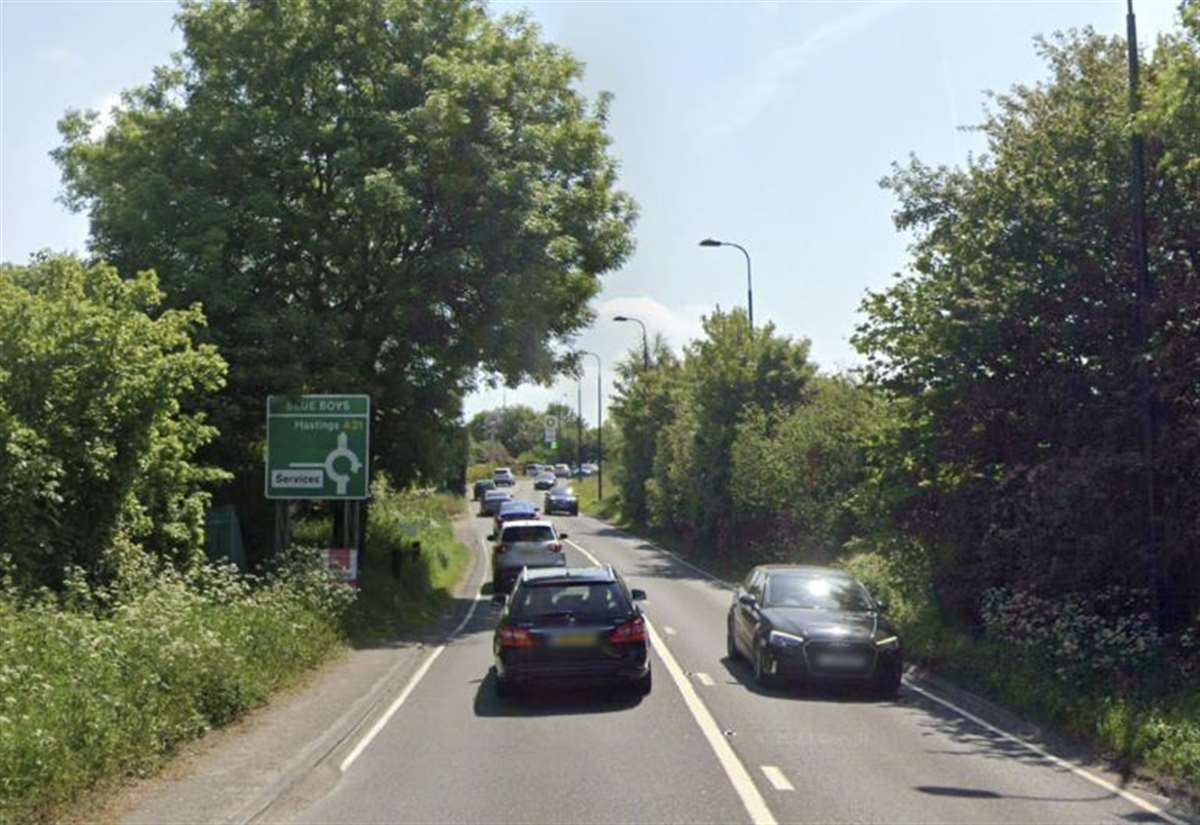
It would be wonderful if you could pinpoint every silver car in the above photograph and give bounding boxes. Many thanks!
[491,520,567,592]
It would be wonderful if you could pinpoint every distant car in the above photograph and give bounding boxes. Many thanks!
[726,565,902,696]
[473,478,496,501]
[525,463,542,477]
[493,467,516,487]
[480,489,512,516]
[544,486,579,516]
[492,565,650,699]
[490,520,567,593]
[533,471,557,490]
[493,499,539,536]
[553,463,571,478]
[582,463,598,476]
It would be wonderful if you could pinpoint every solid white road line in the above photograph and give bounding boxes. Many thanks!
[338,537,487,774]
[760,766,795,792]
[568,531,1186,825]
[695,672,716,687]
[565,538,777,825]
[905,683,1186,825]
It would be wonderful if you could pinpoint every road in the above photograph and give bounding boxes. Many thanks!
[283,479,1184,825]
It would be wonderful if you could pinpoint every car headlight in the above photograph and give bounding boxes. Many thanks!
[874,635,900,651]
[768,630,805,648]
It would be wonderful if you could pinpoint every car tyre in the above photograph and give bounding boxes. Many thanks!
[753,643,776,688]
[495,675,517,701]
[633,668,652,696]
[875,661,902,698]
[726,619,741,661]
[571,506,579,516]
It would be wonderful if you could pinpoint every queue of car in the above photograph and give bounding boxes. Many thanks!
[476,472,902,703]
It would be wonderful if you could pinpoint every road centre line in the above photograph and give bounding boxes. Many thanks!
[338,537,488,773]
[565,538,777,825]
[760,766,795,792]
[567,533,1186,825]
[905,684,1186,825]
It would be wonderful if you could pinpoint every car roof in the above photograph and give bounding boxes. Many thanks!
[500,519,555,530]
[494,467,512,473]
[520,565,616,584]
[499,499,537,512]
[753,564,851,577]
[547,487,574,495]
[484,489,510,499]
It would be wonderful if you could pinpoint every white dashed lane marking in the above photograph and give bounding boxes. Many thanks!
[695,672,715,687]
[663,626,678,636]
[760,766,794,792]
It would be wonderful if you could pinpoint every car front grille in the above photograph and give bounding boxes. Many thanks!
[803,641,876,676]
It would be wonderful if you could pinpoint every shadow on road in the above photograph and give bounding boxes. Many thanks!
[915,784,1119,805]
[716,653,901,705]
[472,669,645,718]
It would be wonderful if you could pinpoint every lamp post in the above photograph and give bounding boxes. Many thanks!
[700,237,753,330]
[1125,0,1161,627]
[613,315,650,368]
[580,350,603,501]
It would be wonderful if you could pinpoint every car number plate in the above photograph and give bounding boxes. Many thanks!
[816,652,867,669]
[550,632,596,648]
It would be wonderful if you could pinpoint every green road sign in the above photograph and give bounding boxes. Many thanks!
[266,395,370,500]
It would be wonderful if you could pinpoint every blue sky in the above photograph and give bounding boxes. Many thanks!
[0,0,1184,425]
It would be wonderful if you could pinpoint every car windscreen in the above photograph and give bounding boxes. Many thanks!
[510,582,630,621]
[764,574,874,611]
[500,525,555,543]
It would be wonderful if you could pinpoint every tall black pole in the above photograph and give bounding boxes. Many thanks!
[1126,0,1160,625]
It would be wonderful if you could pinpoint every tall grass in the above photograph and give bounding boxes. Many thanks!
[0,553,351,824]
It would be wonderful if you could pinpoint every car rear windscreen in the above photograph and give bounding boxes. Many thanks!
[501,525,555,543]
[511,582,630,621]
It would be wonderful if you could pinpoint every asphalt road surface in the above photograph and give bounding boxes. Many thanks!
[285,479,1185,825]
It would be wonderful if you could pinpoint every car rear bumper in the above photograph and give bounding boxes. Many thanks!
[497,659,649,687]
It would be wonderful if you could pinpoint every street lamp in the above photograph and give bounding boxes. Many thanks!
[579,350,603,501]
[700,237,753,330]
[613,315,650,368]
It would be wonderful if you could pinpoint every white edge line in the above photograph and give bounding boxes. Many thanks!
[337,537,487,773]
[570,528,1185,825]
[905,683,1186,825]
[760,766,795,792]
[565,539,777,825]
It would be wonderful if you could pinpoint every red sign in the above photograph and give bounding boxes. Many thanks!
[322,547,359,587]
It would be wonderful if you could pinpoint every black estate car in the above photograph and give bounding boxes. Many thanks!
[726,565,902,696]
[492,566,650,699]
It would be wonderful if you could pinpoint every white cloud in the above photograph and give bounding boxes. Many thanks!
[40,47,81,68]
[593,295,708,349]
[88,92,122,141]
[706,2,909,142]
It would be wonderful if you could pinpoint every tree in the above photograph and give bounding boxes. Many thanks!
[609,336,678,523]
[0,254,228,590]
[853,27,1200,623]
[54,0,637,547]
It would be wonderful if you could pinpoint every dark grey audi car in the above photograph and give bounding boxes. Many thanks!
[726,565,902,696]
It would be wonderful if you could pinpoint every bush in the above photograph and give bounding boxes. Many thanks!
[0,555,350,824]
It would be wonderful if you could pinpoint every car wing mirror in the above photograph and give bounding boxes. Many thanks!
[491,593,507,606]
[558,533,568,540]
[487,533,495,541]
[738,593,757,607]
[875,599,889,613]
[630,588,647,602]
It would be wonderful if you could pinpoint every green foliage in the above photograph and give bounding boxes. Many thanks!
[0,254,228,591]
[853,27,1200,624]
[0,555,350,824]
[347,478,468,642]
[54,0,637,543]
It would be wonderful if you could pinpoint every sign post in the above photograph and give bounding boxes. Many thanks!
[266,395,370,564]
[543,415,558,447]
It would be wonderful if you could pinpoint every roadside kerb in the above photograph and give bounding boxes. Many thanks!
[237,514,485,824]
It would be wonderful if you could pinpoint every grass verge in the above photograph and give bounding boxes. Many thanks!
[573,475,621,521]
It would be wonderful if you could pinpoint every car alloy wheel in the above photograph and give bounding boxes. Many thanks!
[753,643,774,687]
[726,618,740,660]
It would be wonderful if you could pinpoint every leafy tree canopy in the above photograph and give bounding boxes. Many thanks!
[54,0,637,516]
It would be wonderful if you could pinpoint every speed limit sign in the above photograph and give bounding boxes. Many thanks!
[543,415,558,445]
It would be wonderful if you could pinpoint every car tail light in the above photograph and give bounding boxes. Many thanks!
[493,543,505,553]
[548,541,563,552]
[609,617,646,645]
[500,626,533,648]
